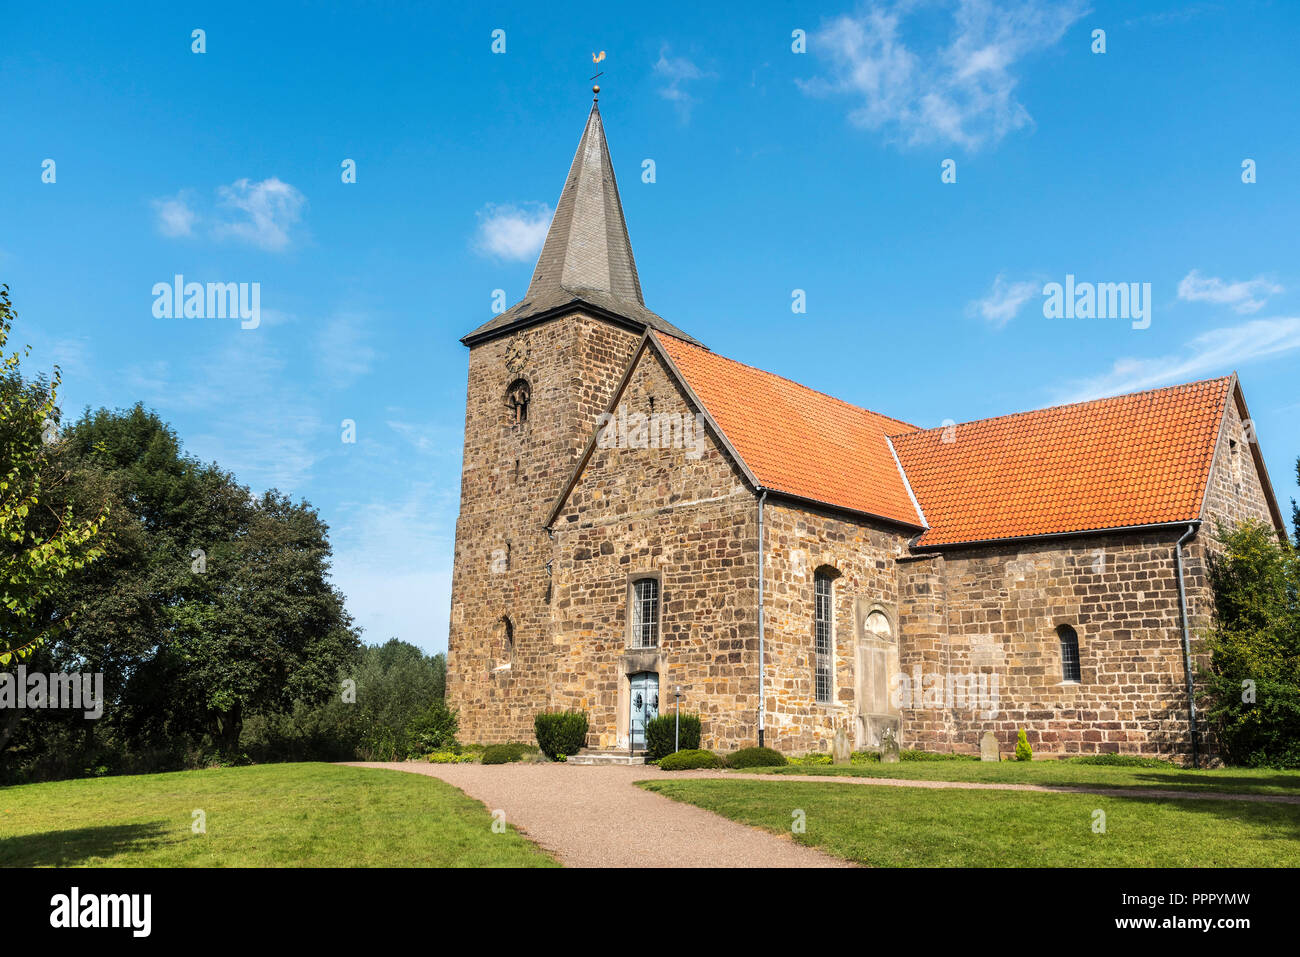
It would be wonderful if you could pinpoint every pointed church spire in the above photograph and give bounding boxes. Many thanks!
[525,98,644,306]
[461,97,700,348]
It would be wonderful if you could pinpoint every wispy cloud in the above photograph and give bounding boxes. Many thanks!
[214,177,307,251]
[1177,269,1283,315]
[386,418,460,457]
[654,46,711,120]
[473,202,552,261]
[1056,316,1300,403]
[314,312,377,385]
[151,192,198,238]
[127,338,325,491]
[151,177,307,251]
[968,273,1040,327]
[799,0,1088,150]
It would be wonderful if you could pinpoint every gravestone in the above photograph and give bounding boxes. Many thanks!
[980,730,1000,762]
[880,727,900,764]
[832,728,851,765]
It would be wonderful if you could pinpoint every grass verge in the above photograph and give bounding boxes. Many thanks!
[0,763,557,867]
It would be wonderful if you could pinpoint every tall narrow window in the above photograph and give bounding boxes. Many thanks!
[631,578,659,648]
[814,572,834,704]
[1058,624,1081,683]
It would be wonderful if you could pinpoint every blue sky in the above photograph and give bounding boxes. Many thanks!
[3,1,1297,654]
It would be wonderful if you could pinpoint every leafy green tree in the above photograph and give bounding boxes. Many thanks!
[1292,455,1298,542]
[170,489,359,755]
[1201,520,1300,767]
[4,401,362,774]
[0,285,109,665]
[345,639,449,760]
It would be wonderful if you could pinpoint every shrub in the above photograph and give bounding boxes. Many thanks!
[427,750,476,764]
[658,749,724,771]
[481,742,530,765]
[1201,520,1300,768]
[1015,729,1033,762]
[409,700,459,754]
[788,752,833,766]
[726,746,788,769]
[645,713,702,760]
[1065,754,1174,768]
[534,711,589,760]
[901,750,980,762]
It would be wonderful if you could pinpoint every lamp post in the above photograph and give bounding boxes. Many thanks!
[674,685,684,753]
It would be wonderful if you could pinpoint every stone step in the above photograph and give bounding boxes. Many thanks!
[566,749,648,766]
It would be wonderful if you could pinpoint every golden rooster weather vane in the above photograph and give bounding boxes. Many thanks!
[591,50,605,98]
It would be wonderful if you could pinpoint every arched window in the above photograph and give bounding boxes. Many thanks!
[630,577,660,648]
[506,379,531,426]
[1057,624,1081,683]
[814,570,836,704]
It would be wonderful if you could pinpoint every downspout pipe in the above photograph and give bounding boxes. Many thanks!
[1174,522,1200,769]
[757,489,768,748]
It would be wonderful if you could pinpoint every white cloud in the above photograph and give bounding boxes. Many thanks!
[314,312,377,385]
[1056,316,1300,403]
[968,274,1039,327]
[473,202,552,261]
[654,47,710,120]
[152,192,198,237]
[799,0,1088,150]
[1177,269,1283,315]
[214,177,307,251]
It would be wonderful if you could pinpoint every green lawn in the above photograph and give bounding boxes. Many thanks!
[0,763,557,868]
[744,760,1300,796]
[639,778,1300,867]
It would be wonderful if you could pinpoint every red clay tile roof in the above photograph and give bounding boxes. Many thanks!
[890,377,1233,547]
[654,334,925,528]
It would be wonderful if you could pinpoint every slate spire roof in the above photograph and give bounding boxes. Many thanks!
[461,100,700,346]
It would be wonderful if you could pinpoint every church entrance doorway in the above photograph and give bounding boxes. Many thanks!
[629,671,659,750]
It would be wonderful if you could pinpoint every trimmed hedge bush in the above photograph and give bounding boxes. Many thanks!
[726,746,787,769]
[1065,754,1174,768]
[481,742,530,765]
[645,713,702,760]
[658,749,724,771]
[534,711,589,760]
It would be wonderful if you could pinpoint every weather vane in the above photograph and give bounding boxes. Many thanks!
[591,50,605,98]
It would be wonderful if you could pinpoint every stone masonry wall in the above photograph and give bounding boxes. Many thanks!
[447,312,639,744]
[550,345,760,751]
[761,502,912,754]
[900,532,1196,761]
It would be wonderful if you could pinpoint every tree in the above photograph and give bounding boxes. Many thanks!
[0,285,109,665]
[3,401,362,776]
[170,488,359,755]
[1201,520,1300,767]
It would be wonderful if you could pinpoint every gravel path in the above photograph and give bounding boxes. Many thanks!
[341,761,1298,867]
[341,761,850,868]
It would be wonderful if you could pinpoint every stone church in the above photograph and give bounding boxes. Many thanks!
[446,98,1286,763]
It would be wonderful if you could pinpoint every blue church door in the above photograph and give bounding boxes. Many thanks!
[629,672,659,749]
